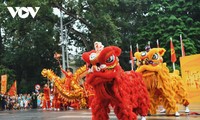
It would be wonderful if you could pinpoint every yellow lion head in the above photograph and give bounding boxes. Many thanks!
[134,48,166,67]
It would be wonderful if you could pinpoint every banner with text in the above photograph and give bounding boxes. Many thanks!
[180,54,200,103]
[1,74,7,94]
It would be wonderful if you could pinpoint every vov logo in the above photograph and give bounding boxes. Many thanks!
[7,7,40,19]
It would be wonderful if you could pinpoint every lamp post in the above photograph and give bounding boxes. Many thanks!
[59,6,75,71]
[60,9,66,71]
[63,19,76,69]
[64,26,69,68]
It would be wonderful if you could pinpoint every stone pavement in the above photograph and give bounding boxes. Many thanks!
[0,104,199,120]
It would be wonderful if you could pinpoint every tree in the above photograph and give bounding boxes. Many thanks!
[134,0,200,71]
[50,0,147,69]
[50,0,200,71]
[0,0,60,93]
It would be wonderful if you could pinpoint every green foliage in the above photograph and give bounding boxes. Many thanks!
[134,0,199,71]
[0,0,60,93]
[39,0,200,71]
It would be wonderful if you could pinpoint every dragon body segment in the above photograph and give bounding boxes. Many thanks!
[134,48,189,115]
[41,65,89,108]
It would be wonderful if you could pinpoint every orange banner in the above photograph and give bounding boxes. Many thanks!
[7,80,17,96]
[180,54,200,103]
[1,74,7,94]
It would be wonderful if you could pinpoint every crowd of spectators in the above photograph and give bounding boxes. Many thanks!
[0,92,42,111]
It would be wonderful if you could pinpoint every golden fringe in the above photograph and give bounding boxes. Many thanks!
[41,65,88,108]
[136,63,189,114]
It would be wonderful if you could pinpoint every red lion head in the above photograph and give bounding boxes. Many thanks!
[82,42,122,86]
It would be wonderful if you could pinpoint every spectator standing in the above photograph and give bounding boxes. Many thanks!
[18,94,24,109]
[0,94,3,110]
[2,95,7,110]
[31,92,37,109]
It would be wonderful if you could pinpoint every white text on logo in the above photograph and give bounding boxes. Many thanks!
[7,7,40,19]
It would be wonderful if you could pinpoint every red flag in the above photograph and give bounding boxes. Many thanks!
[7,80,17,96]
[170,38,177,63]
[180,34,185,57]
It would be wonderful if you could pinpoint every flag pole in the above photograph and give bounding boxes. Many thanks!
[130,45,133,70]
[172,62,175,71]
[157,39,159,48]
[180,34,185,57]
[180,34,183,56]
[136,43,139,52]
[148,41,150,47]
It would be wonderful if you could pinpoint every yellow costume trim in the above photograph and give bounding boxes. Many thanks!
[134,48,189,114]
[41,65,88,108]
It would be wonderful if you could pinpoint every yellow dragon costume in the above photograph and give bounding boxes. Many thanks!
[41,65,94,109]
[134,47,190,116]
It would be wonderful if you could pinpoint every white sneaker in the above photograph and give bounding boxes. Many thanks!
[175,112,180,117]
[43,108,46,110]
[141,116,146,120]
[69,107,74,110]
[57,108,60,111]
[160,108,166,113]
[185,106,190,113]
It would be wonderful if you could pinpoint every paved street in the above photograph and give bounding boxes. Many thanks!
[0,104,199,120]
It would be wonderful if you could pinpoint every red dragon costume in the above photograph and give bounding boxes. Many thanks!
[82,42,150,120]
